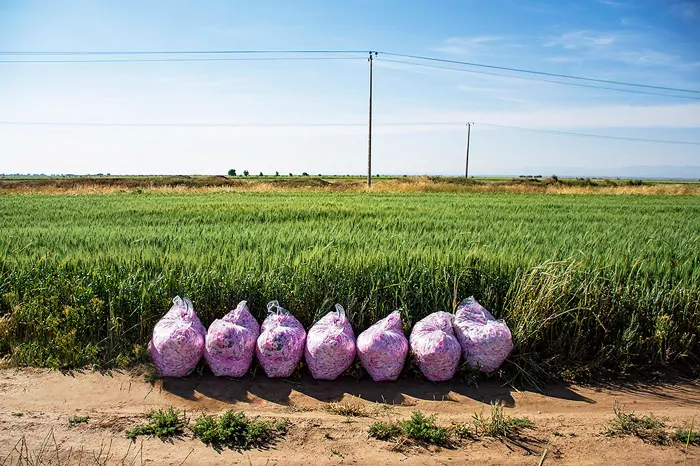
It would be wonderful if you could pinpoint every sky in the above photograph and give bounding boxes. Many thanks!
[1,0,699,176]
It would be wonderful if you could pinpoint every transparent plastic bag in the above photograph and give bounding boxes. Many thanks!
[149,296,206,377]
[204,301,260,377]
[305,304,356,380]
[255,301,307,378]
[453,297,513,373]
[356,311,408,381]
[409,311,461,382]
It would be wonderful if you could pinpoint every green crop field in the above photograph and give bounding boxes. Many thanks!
[0,191,698,381]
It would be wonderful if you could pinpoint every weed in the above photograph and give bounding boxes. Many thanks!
[11,412,23,417]
[325,399,367,417]
[604,401,669,445]
[191,410,288,450]
[68,415,89,427]
[399,411,451,446]
[462,401,533,439]
[125,406,187,440]
[368,421,402,441]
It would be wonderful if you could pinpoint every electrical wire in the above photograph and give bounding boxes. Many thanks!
[1,119,698,146]
[380,52,700,95]
[378,58,700,101]
[0,57,364,64]
[1,47,697,97]
[0,49,369,56]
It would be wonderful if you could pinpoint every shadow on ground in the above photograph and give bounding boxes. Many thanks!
[159,371,597,409]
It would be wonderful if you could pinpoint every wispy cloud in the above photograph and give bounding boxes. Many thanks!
[432,36,511,55]
[672,2,700,21]
[544,30,620,49]
[543,29,694,68]
[597,0,636,7]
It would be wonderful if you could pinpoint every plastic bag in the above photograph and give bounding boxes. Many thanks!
[409,311,461,382]
[204,301,260,377]
[255,301,307,378]
[149,296,206,377]
[356,311,408,381]
[453,297,513,373]
[305,304,356,380]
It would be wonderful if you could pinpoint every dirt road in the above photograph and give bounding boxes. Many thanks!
[1,369,698,465]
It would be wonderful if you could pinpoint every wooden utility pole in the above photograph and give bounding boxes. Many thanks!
[367,51,377,188]
[465,122,472,178]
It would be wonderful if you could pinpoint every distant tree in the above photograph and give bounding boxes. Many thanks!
[302,172,309,176]
[243,170,249,177]
[275,171,279,176]
[289,173,293,177]
[318,173,322,177]
[228,169,236,176]
[259,171,264,177]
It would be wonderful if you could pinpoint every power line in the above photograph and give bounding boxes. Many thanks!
[1,120,698,146]
[1,48,698,96]
[474,122,700,145]
[378,58,700,101]
[0,57,363,64]
[381,52,700,95]
[0,49,368,56]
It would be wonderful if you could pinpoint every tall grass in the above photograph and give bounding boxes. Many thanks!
[0,191,697,380]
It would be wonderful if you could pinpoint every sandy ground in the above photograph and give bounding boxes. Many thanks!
[0,369,698,465]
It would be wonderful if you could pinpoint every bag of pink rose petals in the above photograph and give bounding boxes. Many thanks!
[356,311,408,382]
[149,296,206,377]
[409,311,461,382]
[453,297,513,373]
[204,301,260,377]
[305,304,356,380]
[256,301,307,378]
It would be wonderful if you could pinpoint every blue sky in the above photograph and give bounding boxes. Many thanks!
[1,0,699,176]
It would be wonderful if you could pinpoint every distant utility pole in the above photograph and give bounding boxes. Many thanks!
[367,51,378,188]
[465,122,473,178]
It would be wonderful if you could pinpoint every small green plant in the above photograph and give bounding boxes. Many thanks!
[325,399,367,417]
[191,410,288,450]
[399,411,450,445]
[674,417,698,448]
[368,421,402,441]
[466,401,532,439]
[68,415,89,427]
[604,401,668,445]
[11,412,23,417]
[125,406,187,440]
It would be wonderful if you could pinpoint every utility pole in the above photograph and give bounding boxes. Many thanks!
[465,122,473,179]
[367,51,377,188]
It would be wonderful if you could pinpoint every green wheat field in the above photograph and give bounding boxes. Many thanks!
[1,190,698,381]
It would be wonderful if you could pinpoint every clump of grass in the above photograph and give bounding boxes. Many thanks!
[604,401,669,445]
[674,428,699,446]
[454,401,533,440]
[325,399,367,417]
[674,417,698,448]
[191,410,288,450]
[68,415,89,427]
[368,421,402,441]
[125,406,187,440]
[368,411,451,446]
[399,411,451,446]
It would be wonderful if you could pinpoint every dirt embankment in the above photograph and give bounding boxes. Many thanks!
[0,369,698,465]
